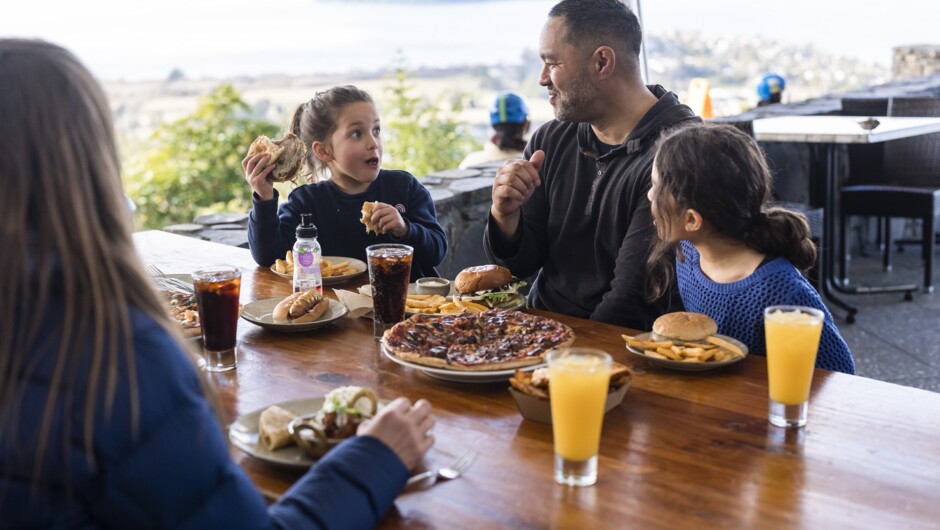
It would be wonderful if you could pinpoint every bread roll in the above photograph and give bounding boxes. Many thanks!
[651,312,718,342]
[360,201,380,234]
[454,264,512,294]
[258,405,298,451]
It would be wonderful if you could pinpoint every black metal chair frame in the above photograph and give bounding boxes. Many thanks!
[838,97,940,294]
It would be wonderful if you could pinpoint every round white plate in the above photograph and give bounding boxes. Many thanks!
[228,397,323,469]
[269,256,367,286]
[229,396,390,468]
[625,332,748,371]
[380,342,544,383]
[240,297,348,332]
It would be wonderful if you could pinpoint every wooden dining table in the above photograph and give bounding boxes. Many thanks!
[136,229,940,529]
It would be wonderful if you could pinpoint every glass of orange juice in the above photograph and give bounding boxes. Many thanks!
[547,347,612,486]
[764,306,824,428]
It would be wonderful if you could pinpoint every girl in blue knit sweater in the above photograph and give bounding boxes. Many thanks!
[646,123,855,374]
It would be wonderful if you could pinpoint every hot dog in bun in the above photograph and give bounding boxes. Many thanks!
[454,264,527,309]
[273,289,329,323]
[651,312,718,342]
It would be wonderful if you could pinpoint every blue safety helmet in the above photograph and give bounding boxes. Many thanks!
[756,74,786,102]
[490,91,529,125]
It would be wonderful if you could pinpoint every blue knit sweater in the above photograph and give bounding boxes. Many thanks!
[676,241,855,374]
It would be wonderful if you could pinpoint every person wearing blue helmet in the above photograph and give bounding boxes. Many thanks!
[459,91,531,168]
[757,73,786,106]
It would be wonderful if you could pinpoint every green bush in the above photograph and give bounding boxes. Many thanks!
[123,84,279,229]
[381,66,480,177]
[124,72,478,230]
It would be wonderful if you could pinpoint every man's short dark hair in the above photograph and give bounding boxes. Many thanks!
[549,0,642,61]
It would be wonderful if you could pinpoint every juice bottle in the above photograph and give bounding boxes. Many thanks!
[293,213,322,294]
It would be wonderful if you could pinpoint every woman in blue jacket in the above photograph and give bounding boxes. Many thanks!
[0,39,434,529]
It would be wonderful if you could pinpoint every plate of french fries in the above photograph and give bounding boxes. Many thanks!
[622,332,748,372]
[405,293,491,316]
[271,252,366,285]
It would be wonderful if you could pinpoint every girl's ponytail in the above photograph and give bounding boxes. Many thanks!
[749,207,817,271]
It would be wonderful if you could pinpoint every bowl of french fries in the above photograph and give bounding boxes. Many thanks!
[623,333,748,372]
[271,251,366,285]
[508,364,632,424]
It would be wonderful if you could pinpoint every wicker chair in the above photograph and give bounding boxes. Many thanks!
[839,97,940,293]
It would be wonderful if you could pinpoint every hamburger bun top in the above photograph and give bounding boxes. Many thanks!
[454,264,512,294]
[651,312,718,342]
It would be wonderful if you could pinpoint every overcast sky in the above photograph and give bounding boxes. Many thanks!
[3,0,938,81]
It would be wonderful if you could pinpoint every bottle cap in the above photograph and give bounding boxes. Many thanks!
[296,213,318,238]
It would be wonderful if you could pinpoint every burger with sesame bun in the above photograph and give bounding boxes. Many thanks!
[454,264,527,309]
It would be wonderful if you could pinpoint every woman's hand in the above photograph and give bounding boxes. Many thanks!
[369,202,408,238]
[358,397,434,471]
[242,153,276,201]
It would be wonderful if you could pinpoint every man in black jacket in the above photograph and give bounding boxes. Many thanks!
[484,0,698,329]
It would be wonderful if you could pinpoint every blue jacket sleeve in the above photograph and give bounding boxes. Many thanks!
[269,436,410,530]
[87,318,408,529]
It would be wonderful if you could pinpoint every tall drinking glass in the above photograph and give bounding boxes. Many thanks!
[764,306,824,428]
[192,265,241,372]
[367,244,413,341]
[547,347,612,487]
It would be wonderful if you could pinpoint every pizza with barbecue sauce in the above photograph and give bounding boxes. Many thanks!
[382,309,575,371]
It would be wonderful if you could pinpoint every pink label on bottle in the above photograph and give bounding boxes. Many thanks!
[298,252,314,267]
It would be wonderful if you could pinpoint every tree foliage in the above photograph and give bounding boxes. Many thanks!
[123,84,279,229]
[123,71,479,230]
[381,66,479,177]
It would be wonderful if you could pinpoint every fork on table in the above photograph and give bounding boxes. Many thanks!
[146,264,193,293]
[405,449,479,489]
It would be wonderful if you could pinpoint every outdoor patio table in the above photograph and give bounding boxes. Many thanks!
[135,229,940,528]
[754,115,940,323]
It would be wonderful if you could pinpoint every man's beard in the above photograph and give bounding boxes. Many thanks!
[553,70,600,122]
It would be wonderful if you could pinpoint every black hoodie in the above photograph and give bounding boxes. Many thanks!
[484,85,698,330]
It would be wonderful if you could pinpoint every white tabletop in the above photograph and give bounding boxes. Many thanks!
[753,115,940,144]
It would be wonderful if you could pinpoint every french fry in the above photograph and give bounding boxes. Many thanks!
[656,347,681,361]
[453,298,488,312]
[275,259,288,274]
[286,250,294,265]
[624,336,675,350]
[644,350,668,360]
[706,335,745,358]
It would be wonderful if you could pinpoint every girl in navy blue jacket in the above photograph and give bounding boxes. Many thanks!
[0,39,435,529]
[245,85,447,281]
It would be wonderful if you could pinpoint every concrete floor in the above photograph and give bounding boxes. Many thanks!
[826,244,940,392]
